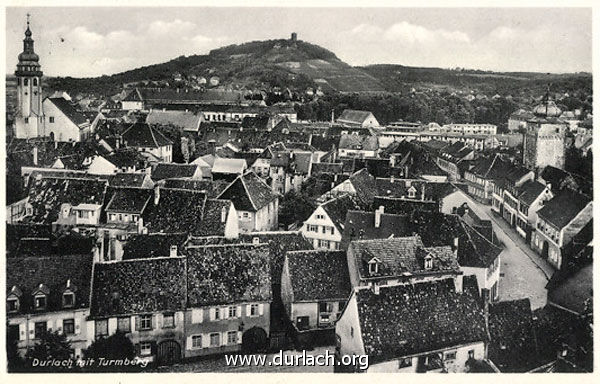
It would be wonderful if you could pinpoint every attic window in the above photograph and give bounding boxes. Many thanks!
[368,259,379,275]
[407,186,417,199]
[34,294,47,311]
[63,292,75,308]
[7,297,19,313]
[424,256,433,270]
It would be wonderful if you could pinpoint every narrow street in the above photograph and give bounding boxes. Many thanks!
[452,190,553,309]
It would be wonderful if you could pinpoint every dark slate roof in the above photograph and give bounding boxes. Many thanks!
[547,261,592,315]
[286,250,351,302]
[11,234,94,259]
[90,257,187,317]
[6,224,53,254]
[457,222,503,268]
[161,178,229,198]
[7,254,94,314]
[104,149,148,169]
[122,233,188,260]
[347,168,377,206]
[537,189,591,229]
[338,134,378,151]
[349,236,459,280]
[488,299,540,372]
[321,194,362,231]
[515,180,547,206]
[375,178,455,201]
[47,97,89,127]
[122,122,172,148]
[143,188,206,234]
[311,162,343,176]
[201,199,235,237]
[109,172,151,188]
[105,188,153,214]
[186,244,272,306]
[341,210,411,250]
[356,279,487,363]
[25,177,108,224]
[152,163,200,181]
[337,109,374,125]
[218,171,279,212]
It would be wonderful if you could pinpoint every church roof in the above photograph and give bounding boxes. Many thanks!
[46,97,90,127]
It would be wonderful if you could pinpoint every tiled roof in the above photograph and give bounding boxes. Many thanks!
[104,149,148,169]
[186,244,272,306]
[321,194,362,231]
[341,210,411,250]
[488,299,540,372]
[515,180,547,206]
[152,163,200,181]
[337,109,374,125]
[311,162,343,176]
[346,168,377,206]
[146,110,202,131]
[122,233,188,260]
[286,250,351,301]
[356,279,487,363]
[25,177,108,224]
[161,178,229,197]
[143,188,206,234]
[7,254,94,314]
[338,134,378,151]
[212,158,247,174]
[218,171,279,212]
[547,261,592,315]
[122,122,172,148]
[200,199,235,236]
[90,257,187,317]
[375,178,455,201]
[109,172,152,188]
[537,189,591,229]
[349,236,459,279]
[47,97,90,127]
[105,188,152,214]
[457,222,503,268]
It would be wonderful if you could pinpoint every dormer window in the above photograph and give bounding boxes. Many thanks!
[424,256,433,270]
[407,186,417,199]
[368,258,380,275]
[7,297,19,313]
[63,292,75,308]
[34,294,47,310]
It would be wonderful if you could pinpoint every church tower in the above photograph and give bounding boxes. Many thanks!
[14,14,44,139]
[522,89,566,171]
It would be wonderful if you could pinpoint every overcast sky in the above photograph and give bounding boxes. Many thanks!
[5,7,592,78]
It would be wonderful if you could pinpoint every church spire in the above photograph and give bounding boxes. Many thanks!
[16,13,42,77]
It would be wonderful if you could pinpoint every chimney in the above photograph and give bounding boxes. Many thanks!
[291,32,297,42]
[372,283,380,295]
[375,206,384,228]
[421,184,426,201]
[92,243,101,263]
[32,146,38,166]
[154,185,160,205]
[170,245,178,258]
[252,237,260,245]
[221,206,227,223]
[390,175,394,184]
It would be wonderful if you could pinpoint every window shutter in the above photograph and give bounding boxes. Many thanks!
[134,343,141,356]
[259,303,264,316]
[74,317,81,335]
[222,332,228,346]
[151,314,157,330]
[131,316,137,332]
[202,333,210,349]
[108,318,117,335]
[134,316,140,331]
[221,308,229,320]
[150,341,158,356]
[47,319,54,332]
[156,313,163,329]
[209,308,215,321]
[28,321,34,336]
[192,308,203,324]
[19,323,26,341]
[237,305,242,318]
[237,331,243,345]
[246,304,251,316]
[186,336,193,350]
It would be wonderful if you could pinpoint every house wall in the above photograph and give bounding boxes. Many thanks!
[335,292,366,361]
[184,302,270,358]
[7,197,28,224]
[8,308,90,358]
[338,149,377,159]
[88,156,118,175]
[290,301,345,330]
[224,204,240,239]
[43,99,83,142]
[238,200,278,233]
[301,206,343,250]
[122,100,143,111]
[461,255,500,301]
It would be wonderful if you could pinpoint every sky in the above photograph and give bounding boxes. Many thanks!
[5,7,593,78]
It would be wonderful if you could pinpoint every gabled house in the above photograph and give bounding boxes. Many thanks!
[301,194,362,250]
[7,254,95,358]
[121,122,173,163]
[491,163,534,224]
[532,189,593,269]
[346,235,462,289]
[108,172,154,189]
[514,180,553,240]
[340,208,411,250]
[269,150,312,194]
[217,172,279,233]
[338,134,379,159]
[89,256,188,365]
[146,110,203,133]
[281,250,351,331]
[151,162,203,182]
[319,168,376,206]
[43,97,92,142]
[212,158,247,182]
[435,141,475,181]
[336,109,380,128]
[335,278,487,372]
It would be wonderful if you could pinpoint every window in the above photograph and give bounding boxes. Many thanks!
[24,117,29,124]
[306,224,318,232]
[63,292,75,308]
[192,335,202,349]
[316,214,325,220]
[139,314,152,330]
[63,319,75,335]
[228,306,237,318]
[34,294,46,310]
[214,308,221,320]
[319,302,333,313]
[210,333,221,347]
[227,331,238,345]
[338,301,346,311]
[95,319,108,337]
[7,298,19,313]
[117,317,131,333]
[163,313,175,328]
[109,214,115,221]
[34,321,47,339]
[368,261,379,275]
[444,351,457,361]
[318,239,330,248]
[398,357,412,369]
[424,257,433,270]
[249,303,259,316]
[33,78,38,86]
[24,78,28,86]
[350,326,354,337]
[468,349,475,360]
[139,342,152,356]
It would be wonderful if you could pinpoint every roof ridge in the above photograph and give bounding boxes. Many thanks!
[240,174,258,211]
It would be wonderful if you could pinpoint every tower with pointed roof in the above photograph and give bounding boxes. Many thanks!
[522,88,566,171]
[14,14,45,138]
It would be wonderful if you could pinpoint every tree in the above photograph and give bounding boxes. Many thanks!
[6,323,25,372]
[278,190,316,228]
[82,331,138,372]
[25,331,73,372]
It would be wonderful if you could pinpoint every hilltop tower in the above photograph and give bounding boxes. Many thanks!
[14,14,44,139]
[291,32,297,42]
[522,88,566,171]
